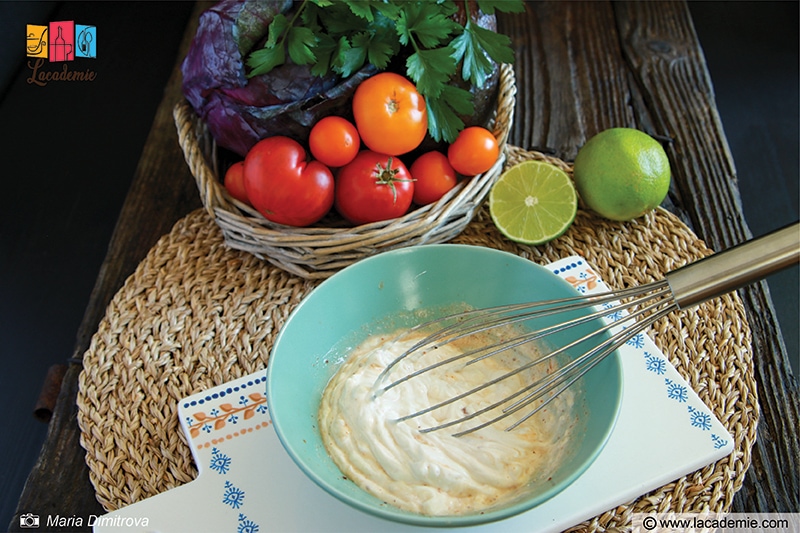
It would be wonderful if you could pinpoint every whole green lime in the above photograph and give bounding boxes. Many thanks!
[573,128,671,221]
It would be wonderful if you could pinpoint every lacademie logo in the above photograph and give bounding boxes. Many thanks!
[26,20,97,86]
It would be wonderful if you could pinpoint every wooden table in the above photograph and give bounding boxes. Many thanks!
[11,2,797,531]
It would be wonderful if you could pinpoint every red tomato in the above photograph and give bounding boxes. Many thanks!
[410,151,458,205]
[335,151,414,225]
[309,116,360,168]
[223,161,249,205]
[243,136,334,227]
[447,126,499,176]
[352,72,427,156]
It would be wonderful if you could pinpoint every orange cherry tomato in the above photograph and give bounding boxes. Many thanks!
[410,151,458,205]
[309,116,360,168]
[223,161,249,205]
[352,72,427,156]
[447,126,499,176]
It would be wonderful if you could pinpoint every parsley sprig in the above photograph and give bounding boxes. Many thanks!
[245,0,524,143]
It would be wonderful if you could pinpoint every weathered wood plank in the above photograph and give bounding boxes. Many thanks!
[613,0,799,512]
[500,0,798,514]
[501,1,636,159]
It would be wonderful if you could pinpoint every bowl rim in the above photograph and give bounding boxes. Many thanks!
[267,244,624,527]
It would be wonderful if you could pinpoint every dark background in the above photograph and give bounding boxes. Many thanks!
[1,2,196,528]
[0,1,797,530]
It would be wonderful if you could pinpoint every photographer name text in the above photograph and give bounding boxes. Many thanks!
[47,514,149,528]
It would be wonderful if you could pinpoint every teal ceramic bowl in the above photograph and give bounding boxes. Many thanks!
[267,244,622,527]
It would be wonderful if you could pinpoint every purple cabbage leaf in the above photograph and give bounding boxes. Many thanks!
[181,0,375,157]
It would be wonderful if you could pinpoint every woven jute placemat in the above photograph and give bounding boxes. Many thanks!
[77,148,757,530]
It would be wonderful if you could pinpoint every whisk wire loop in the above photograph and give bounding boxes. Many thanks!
[373,223,799,436]
[381,280,677,435]
[416,289,678,436]
[500,301,678,435]
[375,280,672,394]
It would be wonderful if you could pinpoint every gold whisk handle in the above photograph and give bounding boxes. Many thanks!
[666,222,799,309]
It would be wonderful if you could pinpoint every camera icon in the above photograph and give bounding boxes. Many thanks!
[19,513,40,529]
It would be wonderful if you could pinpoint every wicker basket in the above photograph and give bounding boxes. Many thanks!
[174,63,516,279]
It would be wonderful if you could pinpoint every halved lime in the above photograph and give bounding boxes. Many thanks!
[489,160,578,245]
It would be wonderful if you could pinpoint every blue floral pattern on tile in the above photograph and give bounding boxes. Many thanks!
[643,352,666,375]
[711,434,729,450]
[551,255,732,454]
[176,373,271,532]
[665,379,688,403]
[209,447,232,475]
[210,439,262,531]
[223,480,246,509]
[688,405,712,431]
[238,513,259,533]
[626,333,646,350]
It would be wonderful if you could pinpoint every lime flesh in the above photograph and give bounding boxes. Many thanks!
[489,160,578,245]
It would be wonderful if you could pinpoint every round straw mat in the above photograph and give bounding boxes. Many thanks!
[77,148,756,529]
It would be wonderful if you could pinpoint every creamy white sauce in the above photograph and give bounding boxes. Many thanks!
[318,328,575,516]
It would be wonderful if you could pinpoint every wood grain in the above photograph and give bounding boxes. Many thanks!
[614,0,799,512]
[503,1,636,158]
[500,0,798,513]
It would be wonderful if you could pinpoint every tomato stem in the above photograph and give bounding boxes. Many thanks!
[373,157,414,204]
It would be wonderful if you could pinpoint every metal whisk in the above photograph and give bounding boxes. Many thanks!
[374,223,799,437]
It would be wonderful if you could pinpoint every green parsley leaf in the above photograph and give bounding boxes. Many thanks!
[406,47,457,98]
[371,2,403,21]
[300,3,325,32]
[287,26,318,66]
[469,23,515,64]
[344,0,375,22]
[310,33,337,76]
[450,21,515,86]
[333,36,367,77]
[351,31,395,70]
[450,27,492,86]
[426,84,474,143]
[397,3,459,49]
[319,3,368,34]
[444,84,476,116]
[247,46,285,77]
[266,13,289,48]
[328,35,350,74]
[365,11,402,60]
[475,0,526,15]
